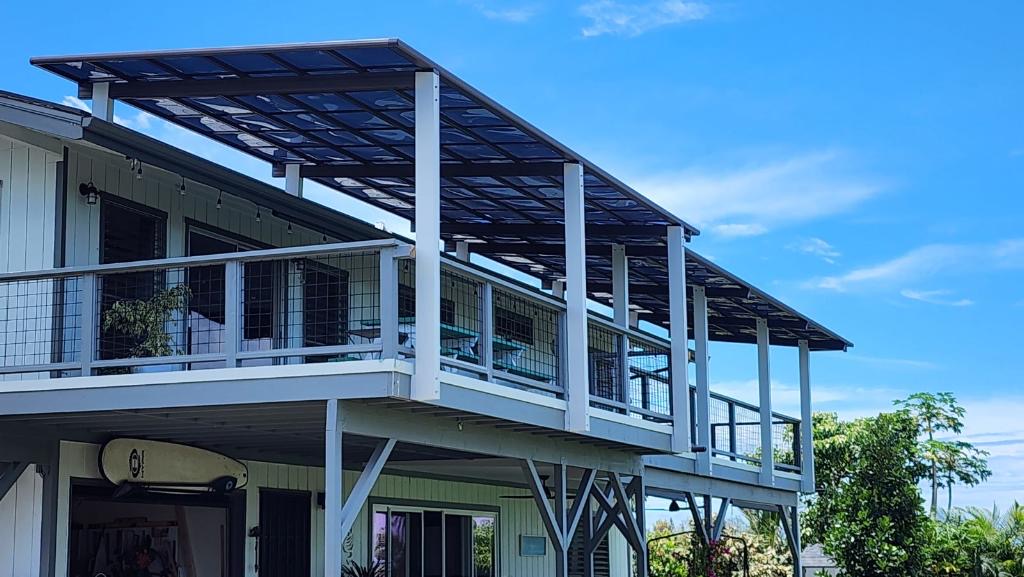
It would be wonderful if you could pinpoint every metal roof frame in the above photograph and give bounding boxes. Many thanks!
[24,41,852,350]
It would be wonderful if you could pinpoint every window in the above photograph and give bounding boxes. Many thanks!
[494,307,534,345]
[98,197,167,360]
[371,505,497,577]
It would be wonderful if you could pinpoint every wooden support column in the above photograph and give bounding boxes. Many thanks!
[779,505,802,577]
[799,339,816,493]
[339,438,395,537]
[693,285,712,475]
[412,70,442,401]
[667,227,691,453]
[324,400,344,577]
[564,162,590,432]
[757,318,775,486]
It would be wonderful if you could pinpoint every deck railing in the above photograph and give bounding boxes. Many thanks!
[0,242,800,471]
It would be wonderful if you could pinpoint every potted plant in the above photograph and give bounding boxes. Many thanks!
[101,284,191,373]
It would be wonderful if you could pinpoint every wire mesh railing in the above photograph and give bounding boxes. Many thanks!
[586,317,673,424]
[709,393,802,473]
[0,240,406,377]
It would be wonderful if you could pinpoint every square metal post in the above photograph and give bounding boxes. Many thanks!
[693,285,712,475]
[757,318,775,485]
[284,163,304,197]
[667,226,691,453]
[799,339,815,493]
[564,162,590,432]
[325,399,345,577]
[91,82,113,122]
[611,244,629,325]
[412,70,442,401]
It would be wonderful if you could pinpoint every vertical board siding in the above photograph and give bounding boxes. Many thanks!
[0,466,43,577]
[0,135,61,384]
[55,442,631,577]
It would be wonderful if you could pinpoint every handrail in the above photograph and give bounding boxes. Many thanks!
[0,239,411,281]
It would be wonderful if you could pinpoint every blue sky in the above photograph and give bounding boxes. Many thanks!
[4,1,1023,508]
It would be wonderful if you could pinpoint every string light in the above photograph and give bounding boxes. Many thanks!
[179,177,186,196]
[287,223,293,235]
[255,207,262,223]
[216,190,223,210]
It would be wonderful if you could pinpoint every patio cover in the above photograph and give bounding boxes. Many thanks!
[32,39,850,351]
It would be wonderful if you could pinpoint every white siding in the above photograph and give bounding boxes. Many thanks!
[57,441,631,577]
[0,134,59,273]
[0,466,44,577]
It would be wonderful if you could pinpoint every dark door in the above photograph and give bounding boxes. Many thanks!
[259,489,311,577]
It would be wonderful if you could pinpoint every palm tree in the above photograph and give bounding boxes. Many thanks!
[963,503,1024,577]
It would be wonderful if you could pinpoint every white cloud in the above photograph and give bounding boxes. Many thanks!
[464,1,539,22]
[579,0,709,37]
[950,397,1024,508]
[61,95,154,131]
[809,240,1024,292]
[790,237,841,263]
[838,354,938,370]
[635,150,884,236]
[900,288,974,307]
[711,223,767,238]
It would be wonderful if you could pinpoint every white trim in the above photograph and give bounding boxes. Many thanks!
[0,359,415,394]
[667,226,690,453]
[590,408,673,434]
[440,372,567,410]
[412,70,441,402]
[563,162,589,433]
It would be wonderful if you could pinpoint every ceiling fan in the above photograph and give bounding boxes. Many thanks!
[500,475,579,500]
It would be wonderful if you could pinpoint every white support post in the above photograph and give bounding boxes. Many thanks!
[563,162,590,433]
[324,399,344,577]
[611,244,629,326]
[91,82,113,122]
[667,226,691,453]
[284,164,304,197]
[455,241,470,262]
[799,339,815,493]
[413,70,442,401]
[223,261,240,368]
[693,285,712,475]
[757,318,775,485]
[379,247,398,359]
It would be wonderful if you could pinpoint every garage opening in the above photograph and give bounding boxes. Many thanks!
[68,483,244,577]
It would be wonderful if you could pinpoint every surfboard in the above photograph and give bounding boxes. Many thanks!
[100,438,248,491]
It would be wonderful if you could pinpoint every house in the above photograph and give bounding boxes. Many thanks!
[0,40,850,577]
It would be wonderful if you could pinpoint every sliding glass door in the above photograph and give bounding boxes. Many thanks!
[372,506,496,577]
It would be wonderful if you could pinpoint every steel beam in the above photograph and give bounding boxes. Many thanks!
[611,244,629,326]
[443,223,668,239]
[564,162,590,433]
[412,70,442,401]
[757,318,775,485]
[667,226,690,453]
[275,161,565,179]
[779,505,802,577]
[712,498,731,541]
[461,243,668,258]
[87,71,416,99]
[339,438,395,538]
[684,492,710,546]
[521,460,566,556]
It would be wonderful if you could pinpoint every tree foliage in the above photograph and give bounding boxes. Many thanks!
[805,410,930,577]
[101,284,191,359]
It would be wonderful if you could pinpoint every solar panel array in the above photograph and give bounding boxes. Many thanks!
[33,40,849,350]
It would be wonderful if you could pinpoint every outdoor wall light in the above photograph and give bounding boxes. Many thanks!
[79,182,100,205]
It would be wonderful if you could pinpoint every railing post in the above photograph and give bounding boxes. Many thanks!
[799,339,815,493]
[481,282,494,381]
[693,285,712,475]
[667,226,690,453]
[79,273,97,376]
[412,69,442,401]
[728,401,738,461]
[620,333,631,412]
[379,247,398,359]
[224,261,240,368]
[757,317,774,485]
[563,162,590,433]
[287,259,305,364]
